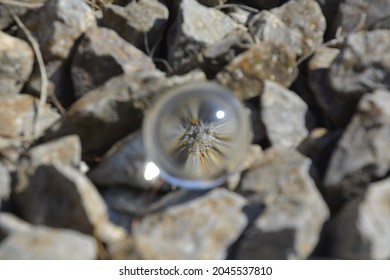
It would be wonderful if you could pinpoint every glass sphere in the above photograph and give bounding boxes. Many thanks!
[143,82,252,189]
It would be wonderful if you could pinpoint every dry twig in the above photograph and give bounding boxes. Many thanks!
[0,0,44,9]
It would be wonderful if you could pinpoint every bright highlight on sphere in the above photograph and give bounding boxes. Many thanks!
[216,110,225,119]
[144,161,160,181]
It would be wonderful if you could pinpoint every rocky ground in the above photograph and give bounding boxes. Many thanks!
[0,0,389,260]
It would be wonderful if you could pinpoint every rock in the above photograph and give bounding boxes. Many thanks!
[197,0,227,6]
[134,188,247,259]
[330,178,390,259]
[0,31,34,96]
[260,80,310,148]
[336,0,390,33]
[28,135,81,168]
[297,128,342,176]
[88,131,161,190]
[107,235,142,260]
[44,70,206,156]
[20,0,96,106]
[0,0,47,30]
[0,226,96,260]
[248,10,304,56]
[328,30,390,99]
[271,0,326,55]
[102,186,165,229]
[167,0,238,74]
[102,0,169,53]
[239,0,283,9]
[0,163,11,210]
[308,46,357,127]
[216,41,298,100]
[225,5,254,26]
[0,213,32,241]
[324,90,390,201]
[0,94,60,139]
[201,29,252,77]
[236,147,329,259]
[71,26,156,98]
[227,144,264,190]
[14,163,108,235]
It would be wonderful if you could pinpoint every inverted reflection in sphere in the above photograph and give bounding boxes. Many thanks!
[143,82,252,189]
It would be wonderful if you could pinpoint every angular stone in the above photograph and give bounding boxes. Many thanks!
[0,94,60,139]
[197,0,227,6]
[167,0,238,74]
[0,31,34,96]
[216,42,298,100]
[271,0,326,55]
[0,213,32,241]
[14,163,108,235]
[308,46,357,127]
[20,0,96,106]
[237,148,329,259]
[107,235,143,260]
[201,29,252,77]
[0,163,11,210]
[324,90,390,198]
[44,70,206,155]
[330,178,390,259]
[329,30,390,99]
[239,0,283,9]
[102,0,169,53]
[260,81,310,148]
[0,226,96,260]
[249,10,304,56]
[28,135,81,168]
[134,188,247,259]
[88,131,160,190]
[298,128,342,175]
[71,26,156,98]
[336,0,390,33]
[0,0,47,30]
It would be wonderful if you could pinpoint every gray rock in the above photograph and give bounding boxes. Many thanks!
[324,90,390,199]
[225,5,254,26]
[0,213,32,241]
[102,0,169,52]
[271,0,326,55]
[197,0,227,6]
[249,10,304,56]
[14,163,108,235]
[28,135,81,168]
[20,0,96,106]
[308,46,357,127]
[0,94,60,139]
[134,188,247,259]
[71,26,156,98]
[260,80,310,148]
[44,70,206,155]
[0,226,96,260]
[297,128,342,175]
[239,0,283,9]
[330,178,390,259]
[201,29,252,77]
[329,30,390,99]
[237,148,329,259]
[336,0,390,33]
[0,163,11,210]
[107,235,143,260]
[88,131,161,190]
[0,0,47,30]
[0,31,34,96]
[216,41,298,100]
[167,0,238,74]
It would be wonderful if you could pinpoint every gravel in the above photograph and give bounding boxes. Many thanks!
[0,0,389,260]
